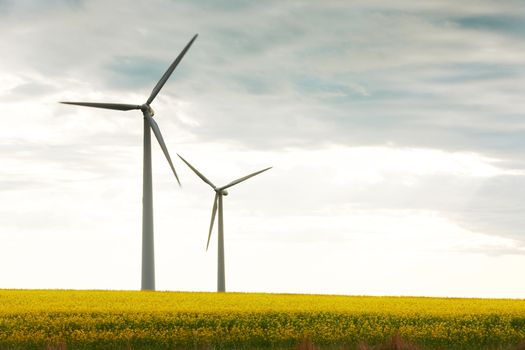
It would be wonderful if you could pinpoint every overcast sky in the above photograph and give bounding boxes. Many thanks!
[1,0,525,298]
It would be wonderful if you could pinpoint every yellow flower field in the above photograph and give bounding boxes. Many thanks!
[0,289,524,349]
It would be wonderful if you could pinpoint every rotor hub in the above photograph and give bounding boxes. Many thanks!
[141,104,155,116]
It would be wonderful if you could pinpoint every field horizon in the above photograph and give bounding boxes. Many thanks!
[3,288,524,301]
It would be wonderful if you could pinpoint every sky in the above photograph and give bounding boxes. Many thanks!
[1,0,525,298]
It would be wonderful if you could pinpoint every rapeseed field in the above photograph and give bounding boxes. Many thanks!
[0,289,524,349]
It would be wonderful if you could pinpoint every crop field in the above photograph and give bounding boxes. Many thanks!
[0,290,525,350]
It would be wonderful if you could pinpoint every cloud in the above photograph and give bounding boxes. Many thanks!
[456,15,525,36]
[0,0,12,14]
[1,81,58,101]
[105,56,166,91]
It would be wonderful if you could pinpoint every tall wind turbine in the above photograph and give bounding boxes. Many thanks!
[60,34,198,291]
[178,154,271,292]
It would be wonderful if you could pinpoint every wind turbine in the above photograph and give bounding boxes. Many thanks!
[178,154,271,292]
[60,34,198,291]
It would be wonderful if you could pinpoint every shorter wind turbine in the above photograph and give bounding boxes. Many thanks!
[178,154,271,292]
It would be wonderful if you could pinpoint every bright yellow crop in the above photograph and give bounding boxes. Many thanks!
[0,290,524,349]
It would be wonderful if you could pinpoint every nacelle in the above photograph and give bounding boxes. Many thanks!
[141,104,155,116]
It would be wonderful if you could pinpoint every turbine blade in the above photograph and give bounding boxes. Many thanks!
[60,102,140,111]
[207,193,219,251]
[145,115,181,186]
[177,154,216,189]
[146,33,198,105]
[219,167,272,190]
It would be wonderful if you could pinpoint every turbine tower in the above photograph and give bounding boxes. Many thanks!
[178,154,271,292]
[60,34,198,291]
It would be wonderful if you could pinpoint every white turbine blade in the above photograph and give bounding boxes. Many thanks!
[219,167,272,190]
[207,193,219,251]
[60,102,141,111]
[177,154,216,189]
[145,115,181,186]
[146,33,198,105]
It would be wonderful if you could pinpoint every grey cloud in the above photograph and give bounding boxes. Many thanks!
[346,173,525,245]
[0,0,12,14]
[0,138,138,180]
[428,63,524,83]
[105,56,165,91]
[456,15,525,36]
[163,4,525,166]
[452,175,525,241]
[233,74,275,95]
[3,0,522,167]
[248,164,525,249]
[0,0,84,17]
[183,87,525,163]
[2,81,58,101]
[174,0,257,12]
